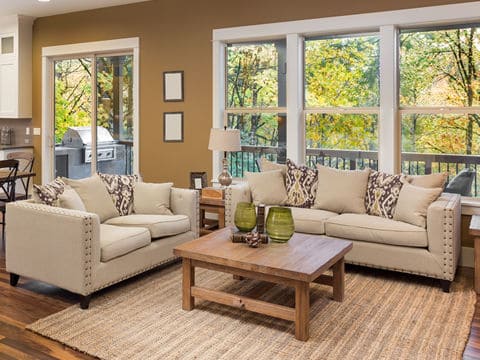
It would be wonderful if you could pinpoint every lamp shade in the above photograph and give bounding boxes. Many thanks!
[208,128,241,152]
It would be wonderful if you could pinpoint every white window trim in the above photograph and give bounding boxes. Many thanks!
[41,37,140,184]
[213,1,480,176]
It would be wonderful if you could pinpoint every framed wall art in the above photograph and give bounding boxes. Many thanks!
[190,171,207,190]
[163,112,184,142]
[163,70,184,102]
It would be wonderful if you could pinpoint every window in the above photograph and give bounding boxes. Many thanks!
[214,2,480,196]
[400,25,480,195]
[54,54,134,179]
[42,38,139,184]
[225,40,286,177]
[304,34,379,170]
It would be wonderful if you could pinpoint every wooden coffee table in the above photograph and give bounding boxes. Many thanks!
[173,227,352,341]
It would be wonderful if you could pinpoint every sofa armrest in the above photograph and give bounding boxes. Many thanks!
[426,192,461,281]
[170,187,199,238]
[5,201,101,295]
[225,182,252,226]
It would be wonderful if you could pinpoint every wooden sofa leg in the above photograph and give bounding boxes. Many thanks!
[80,295,92,309]
[440,280,451,293]
[9,273,19,286]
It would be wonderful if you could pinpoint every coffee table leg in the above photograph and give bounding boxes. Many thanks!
[332,257,345,302]
[182,258,195,310]
[295,281,309,341]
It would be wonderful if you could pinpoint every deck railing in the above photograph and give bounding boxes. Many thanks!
[228,146,480,196]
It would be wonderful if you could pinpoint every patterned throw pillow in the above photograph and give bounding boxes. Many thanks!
[33,178,66,206]
[98,173,137,216]
[285,159,318,208]
[365,170,406,219]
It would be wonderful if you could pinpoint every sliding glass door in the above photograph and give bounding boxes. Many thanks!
[54,53,134,179]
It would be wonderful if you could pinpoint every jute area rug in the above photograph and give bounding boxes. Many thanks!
[27,264,475,360]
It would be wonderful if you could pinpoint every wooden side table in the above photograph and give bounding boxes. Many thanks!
[469,214,480,293]
[199,197,225,236]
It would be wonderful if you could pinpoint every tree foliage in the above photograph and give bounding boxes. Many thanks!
[400,27,480,155]
[54,55,133,144]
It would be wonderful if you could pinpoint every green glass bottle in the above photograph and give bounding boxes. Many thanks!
[266,207,294,243]
[234,202,257,232]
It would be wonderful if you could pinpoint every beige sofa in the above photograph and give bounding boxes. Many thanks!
[225,182,461,292]
[6,187,199,308]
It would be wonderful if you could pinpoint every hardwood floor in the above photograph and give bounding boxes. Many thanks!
[0,247,94,359]
[0,243,479,359]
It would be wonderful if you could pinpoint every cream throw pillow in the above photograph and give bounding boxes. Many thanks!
[408,173,448,189]
[245,170,287,205]
[58,187,87,212]
[259,158,287,178]
[313,165,370,214]
[134,182,173,215]
[393,183,442,228]
[63,175,119,222]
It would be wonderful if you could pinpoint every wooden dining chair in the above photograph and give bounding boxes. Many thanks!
[0,159,18,242]
[7,151,34,200]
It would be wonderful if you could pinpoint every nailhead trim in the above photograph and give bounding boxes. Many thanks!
[225,182,250,227]
[224,188,460,282]
[91,256,179,292]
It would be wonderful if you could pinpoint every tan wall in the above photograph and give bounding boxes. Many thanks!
[32,0,478,187]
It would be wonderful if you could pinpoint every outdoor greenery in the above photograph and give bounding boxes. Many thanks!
[400,27,480,155]
[54,55,133,144]
[227,28,480,181]
[226,42,282,149]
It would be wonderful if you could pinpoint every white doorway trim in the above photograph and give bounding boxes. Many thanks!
[41,37,140,184]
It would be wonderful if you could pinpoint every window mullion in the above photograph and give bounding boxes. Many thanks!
[212,40,225,179]
[379,25,399,174]
[286,33,304,164]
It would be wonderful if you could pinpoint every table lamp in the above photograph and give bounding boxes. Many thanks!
[208,127,241,186]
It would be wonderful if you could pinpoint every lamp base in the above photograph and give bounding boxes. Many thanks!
[218,157,233,186]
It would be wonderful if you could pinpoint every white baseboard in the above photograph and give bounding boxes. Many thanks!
[460,246,474,268]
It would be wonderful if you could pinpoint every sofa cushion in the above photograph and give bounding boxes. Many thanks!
[313,165,370,214]
[325,214,427,247]
[105,214,190,239]
[408,173,448,189]
[99,173,138,215]
[64,174,119,222]
[100,224,151,262]
[285,159,318,208]
[288,207,338,235]
[259,157,287,178]
[58,187,86,212]
[245,170,287,205]
[33,178,66,206]
[393,183,442,228]
[134,182,173,215]
[365,171,406,219]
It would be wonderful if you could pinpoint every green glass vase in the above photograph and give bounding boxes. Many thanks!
[266,207,294,243]
[234,202,257,232]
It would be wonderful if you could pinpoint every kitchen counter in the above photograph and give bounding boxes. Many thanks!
[0,145,34,150]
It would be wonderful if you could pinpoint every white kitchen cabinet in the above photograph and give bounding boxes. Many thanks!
[0,15,33,119]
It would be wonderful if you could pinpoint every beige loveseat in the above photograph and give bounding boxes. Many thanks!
[6,187,199,308]
[225,182,461,292]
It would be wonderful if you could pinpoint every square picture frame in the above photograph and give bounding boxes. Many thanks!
[190,172,207,190]
[163,70,184,102]
[163,112,184,142]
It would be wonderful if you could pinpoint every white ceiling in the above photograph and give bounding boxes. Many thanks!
[0,0,149,18]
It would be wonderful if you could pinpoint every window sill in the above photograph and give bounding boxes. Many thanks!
[461,197,480,215]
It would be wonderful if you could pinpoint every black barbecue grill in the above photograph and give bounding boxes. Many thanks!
[55,126,127,178]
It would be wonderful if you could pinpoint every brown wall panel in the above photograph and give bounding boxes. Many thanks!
[32,0,478,187]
